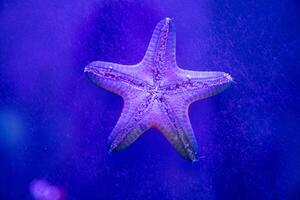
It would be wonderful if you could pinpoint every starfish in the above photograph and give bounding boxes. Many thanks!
[84,18,232,162]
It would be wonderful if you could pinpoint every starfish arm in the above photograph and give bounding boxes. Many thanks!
[108,93,154,152]
[155,97,199,162]
[162,70,233,103]
[143,18,176,65]
[84,61,150,97]
[141,18,177,84]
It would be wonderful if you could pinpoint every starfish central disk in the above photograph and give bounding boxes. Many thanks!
[84,18,232,162]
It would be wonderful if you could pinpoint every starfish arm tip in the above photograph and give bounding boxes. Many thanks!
[165,17,172,22]
[187,149,199,163]
[224,72,234,83]
[227,73,237,84]
[84,63,95,73]
[83,66,89,73]
[108,144,116,154]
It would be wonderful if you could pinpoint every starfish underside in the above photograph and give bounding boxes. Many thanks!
[85,18,232,162]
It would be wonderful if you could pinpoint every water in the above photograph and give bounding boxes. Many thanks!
[0,0,299,199]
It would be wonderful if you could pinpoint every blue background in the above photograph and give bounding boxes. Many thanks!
[0,0,299,199]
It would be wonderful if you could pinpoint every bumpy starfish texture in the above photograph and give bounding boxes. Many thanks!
[85,18,232,162]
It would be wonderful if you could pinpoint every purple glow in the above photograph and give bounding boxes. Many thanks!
[30,179,65,200]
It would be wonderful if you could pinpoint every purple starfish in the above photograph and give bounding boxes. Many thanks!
[84,18,232,162]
